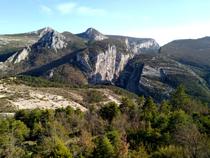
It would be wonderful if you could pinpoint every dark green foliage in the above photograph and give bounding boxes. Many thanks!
[0,119,29,157]
[15,75,66,87]
[99,102,120,123]
[84,90,105,103]
[143,97,158,113]
[151,145,185,158]
[38,136,73,158]
[120,97,136,113]
[170,85,190,110]
[0,86,210,157]
[129,145,149,158]
[93,136,115,158]
[159,100,171,114]
[108,86,139,99]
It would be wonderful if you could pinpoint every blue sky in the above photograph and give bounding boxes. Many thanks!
[1,0,210,45]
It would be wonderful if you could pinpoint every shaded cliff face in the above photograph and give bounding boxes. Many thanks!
[117,54,210,102]
[1,27,209,103]
[0,27,58,55]
[0,28,159,85]
[0,28,86,74]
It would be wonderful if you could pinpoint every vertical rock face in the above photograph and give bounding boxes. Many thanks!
[117,54,210,101]
[0,28,161,86]
[1,27,209,103]
[74,44,132,84]
[93,45,117,82]
[90,45,131,83]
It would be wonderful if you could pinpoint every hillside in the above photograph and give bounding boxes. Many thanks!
[0,84,210,157]
[160,37,210,91]
[0,76,138,113]
[0,27,210,104]
[160,37,210,69]
[0,27,210,158]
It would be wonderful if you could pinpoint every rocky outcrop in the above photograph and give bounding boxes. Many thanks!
[90,45,131,83]
[124,38,160,54]
[117,54,209,101]
[0,28,166,100]
[6,46,31,64]
[35,29,67,51]
[108,35,160,54]
[3,27,208,102]
[77,28,108,41]
[74,45,132,84]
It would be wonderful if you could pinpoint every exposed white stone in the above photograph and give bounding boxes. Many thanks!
[94,45,117,81]
[49,70,54,78]
[29,27,54,37]
[142,65,160,77]
[92,45,131,82]
[38,27,54,37]
[85,28,108,41]
[0,62,8,70]
[126,39,160,54]
[0,82,87,112]
[37,30,67,51]
[7,47,31,64]
[0,113,15,118]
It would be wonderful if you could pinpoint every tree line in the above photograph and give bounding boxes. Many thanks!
[0,85,210,157]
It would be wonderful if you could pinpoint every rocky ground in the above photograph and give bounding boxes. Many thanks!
[0,78,122,114]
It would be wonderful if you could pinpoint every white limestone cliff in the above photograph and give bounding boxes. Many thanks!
[7,47,31,64]
[36,30,67,51]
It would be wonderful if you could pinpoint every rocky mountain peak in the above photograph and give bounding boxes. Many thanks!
[78,27,108,41]
[28,27,54,37]
[36,29,67,51]
[38,27,54,37]
[85,28,99,35]
[6,46,31,64]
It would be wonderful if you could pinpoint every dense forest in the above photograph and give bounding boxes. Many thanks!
[0,85,210,158]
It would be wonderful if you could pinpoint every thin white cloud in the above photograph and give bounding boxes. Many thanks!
[56,2,77,15]
[77,6,106,16]
[124,22,210,45]
[40,5,53,15]
[55,2,106,16]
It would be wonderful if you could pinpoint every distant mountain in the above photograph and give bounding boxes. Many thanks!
[117,53,210,102]
[0,27,209,103]
[108,35,160,54]
[0,28,86,76]
[160,37,210,69]
[160,37,210,93]
[77,28,108,41]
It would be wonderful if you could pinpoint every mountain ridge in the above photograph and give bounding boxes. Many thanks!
[0,27,209,103]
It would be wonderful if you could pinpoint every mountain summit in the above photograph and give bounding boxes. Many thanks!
[77,28,108,41]
[0,27,209,103]
[35,29,67,51]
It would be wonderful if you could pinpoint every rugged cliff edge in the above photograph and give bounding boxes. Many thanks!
[0,27,209,102]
